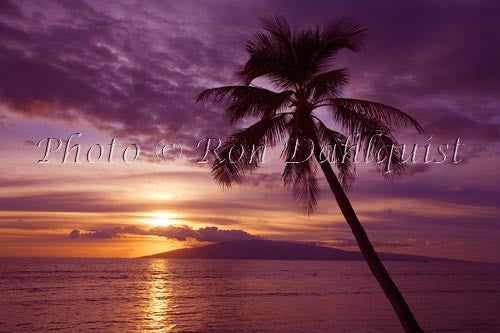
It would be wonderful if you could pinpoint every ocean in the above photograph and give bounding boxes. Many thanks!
[0,258,499,332]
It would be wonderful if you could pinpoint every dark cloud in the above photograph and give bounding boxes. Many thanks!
[0,0,23,19]
[0,220,53,230]
[69,225,260,242]
[0,170,209,189]
[425,109,500,142]
[0,0,240,149]
[361,208,500,231]
[350,177,500,208]
[0,190,275,213]
[1,0,499,147]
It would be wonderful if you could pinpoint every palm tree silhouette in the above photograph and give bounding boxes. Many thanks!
[196,15,424,332]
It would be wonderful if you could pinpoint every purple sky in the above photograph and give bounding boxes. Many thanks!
[0,0,499,260]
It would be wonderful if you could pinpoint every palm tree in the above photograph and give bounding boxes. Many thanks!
[196,15,424,332]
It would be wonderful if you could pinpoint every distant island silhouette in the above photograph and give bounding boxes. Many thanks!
[141,240,459,262]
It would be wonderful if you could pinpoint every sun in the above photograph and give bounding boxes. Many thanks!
[144,212,179,227]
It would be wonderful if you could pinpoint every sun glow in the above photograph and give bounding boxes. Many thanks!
[143,212,180,227]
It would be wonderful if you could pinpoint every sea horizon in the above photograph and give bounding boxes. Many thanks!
[3,239,498,263]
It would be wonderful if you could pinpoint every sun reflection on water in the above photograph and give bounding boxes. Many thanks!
[144,259,176,332]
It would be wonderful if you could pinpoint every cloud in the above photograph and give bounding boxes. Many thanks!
[0,0,240,150]
[0,0,23,19]
[350,178,500,208]
[402,164,431,176]
[242,172,282,189]
[1,0,499,148]
[69,225,260,242]
[359,208,500,232]
[425,109,500,142]
[0,190,274,213]
[0,219,54,230]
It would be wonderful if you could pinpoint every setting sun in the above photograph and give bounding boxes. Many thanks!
[143,212,180,227]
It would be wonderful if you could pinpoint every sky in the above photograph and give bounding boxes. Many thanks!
[0,0,499,261]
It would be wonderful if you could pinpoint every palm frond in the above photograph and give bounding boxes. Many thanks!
[281,123,319,215]
[261,14,293,46]
[196,86,293,124]
[307,69,349,100]
[322,18,366,52]
[330,98,423,133]
[314,117,355,188]
[308,18,366,74]
[238,15,296,87]
[238,16,365,89]
[332,105,406,177]
[238,33,280,85]
[212,113,290,187]
[282,144,319,215]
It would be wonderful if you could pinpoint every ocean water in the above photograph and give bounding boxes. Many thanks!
[0,259,499,333]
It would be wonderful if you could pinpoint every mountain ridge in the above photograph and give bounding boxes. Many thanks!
[141,239,460,262]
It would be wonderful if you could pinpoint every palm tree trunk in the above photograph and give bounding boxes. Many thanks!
[313,147,424,332]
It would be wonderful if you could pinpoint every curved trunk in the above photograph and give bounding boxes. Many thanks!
[313,145,423,332]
